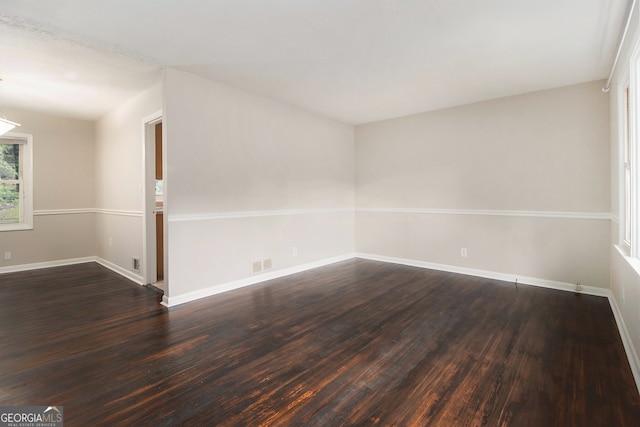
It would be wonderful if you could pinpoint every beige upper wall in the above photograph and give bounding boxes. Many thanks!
[355,81,611,288]
[95,84,162,212]
[94,84,162,274]
[0,108,96,267]
[164,68,355,300]
[2,108,95,210]
[164,68,354,215]
[356,80,610,213]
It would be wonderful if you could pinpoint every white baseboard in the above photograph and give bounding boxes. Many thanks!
[0,256,144,286]
[0,257,95,274]
[162,253,355,307]
[94,257,144,285]
[608,294,640,394]
[355,253,609,297]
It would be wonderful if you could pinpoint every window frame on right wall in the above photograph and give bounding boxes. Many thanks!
[619,36,640,259]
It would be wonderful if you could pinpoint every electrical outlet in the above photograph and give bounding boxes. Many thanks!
[252,261,262,274]
[460,248,467,257]
[132,257,140,272]
[4,251,11,261]
[109,237,112,247]
[293,247,298,257]
[263,259,272,270]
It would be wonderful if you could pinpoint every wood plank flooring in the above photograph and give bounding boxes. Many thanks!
[0,260,639,426]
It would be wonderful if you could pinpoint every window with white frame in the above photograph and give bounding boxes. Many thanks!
[619,38,640,256]
[0,134,33,231]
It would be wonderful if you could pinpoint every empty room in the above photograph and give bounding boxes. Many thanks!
[1,0,640,425]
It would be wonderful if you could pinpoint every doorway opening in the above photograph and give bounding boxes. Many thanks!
[143,111,165,295]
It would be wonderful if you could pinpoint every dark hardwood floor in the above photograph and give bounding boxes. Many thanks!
[0,260,639,426]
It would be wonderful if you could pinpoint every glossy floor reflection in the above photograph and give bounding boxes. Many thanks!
[0,260,638,426]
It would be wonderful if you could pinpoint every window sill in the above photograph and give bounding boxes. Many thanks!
[616,243,631,257]
[615,244,640,278]
[0,223,34,232]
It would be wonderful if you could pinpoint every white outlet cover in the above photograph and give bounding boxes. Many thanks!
[252,261,262,273]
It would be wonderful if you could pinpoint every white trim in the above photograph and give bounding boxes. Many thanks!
[162,253,354,307]
[0,256,143,285]
[615,243,640,279]
[94,257,144,285]
[0,257,95,274]
[95,209,143,217]
[629,36,640,257]
[142,110,163,126]
[34,209,94,216]
[167,207,611,223]
[168,208,354,223]
[31,209,143,217]
[603,0,637,92]
[356,207,612,221]
[608,292,640,394]
[618,78,631,246]
[0,223,32,231]
[355,253,610,297]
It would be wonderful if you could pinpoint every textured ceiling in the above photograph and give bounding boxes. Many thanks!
[0,0,629,124]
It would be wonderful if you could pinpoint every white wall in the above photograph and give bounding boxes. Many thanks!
[95,84,162,278]
[164,68,354,302]
[356,81,610,288]
[609,4,640,387]
[0,108,95,268]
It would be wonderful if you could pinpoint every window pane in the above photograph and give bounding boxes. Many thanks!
[0,183,20,224]
[625,88,630,161]
[0,137,28,231]
[623,87,631,246]
[0,144,20,179]
[625,166,631,244]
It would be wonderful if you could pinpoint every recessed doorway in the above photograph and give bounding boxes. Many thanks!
[143,111,165,295]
